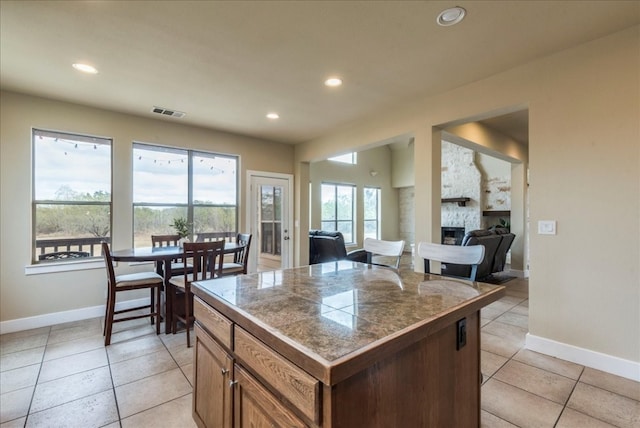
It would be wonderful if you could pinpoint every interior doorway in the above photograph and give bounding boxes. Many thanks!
[246,171,294,273]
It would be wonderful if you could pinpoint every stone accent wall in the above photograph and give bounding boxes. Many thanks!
[483,175,511,228]
[441,142,481,232]
[395,142,510,248]
[398,186,414,246]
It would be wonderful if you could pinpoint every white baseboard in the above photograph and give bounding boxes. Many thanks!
[526,333,640,382]
[0,298,149,335]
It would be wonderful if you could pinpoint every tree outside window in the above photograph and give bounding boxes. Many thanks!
[32,129,112,262]
[321,183,355,243]
[132,143,238,248]
[364,187,381,239]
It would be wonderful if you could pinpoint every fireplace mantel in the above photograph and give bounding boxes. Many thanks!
[442,197,471,207]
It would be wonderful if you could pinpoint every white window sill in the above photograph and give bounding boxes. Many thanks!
[25,259,155,275]
[25,258,105,275]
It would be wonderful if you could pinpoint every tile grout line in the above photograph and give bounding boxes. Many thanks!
[21,326,51,428]
[551,365,585,428]
[104,337,124,428]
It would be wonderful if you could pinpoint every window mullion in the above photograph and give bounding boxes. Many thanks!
[188,150,194,234]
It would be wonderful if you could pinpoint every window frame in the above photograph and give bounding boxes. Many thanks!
[31,128,112,265]
[132,142,239,247]
[320,182,356,244]
[363,186,381,240]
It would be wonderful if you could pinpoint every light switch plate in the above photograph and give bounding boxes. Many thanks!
[538,220,556,235]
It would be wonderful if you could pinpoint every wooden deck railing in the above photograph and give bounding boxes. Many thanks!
[35,237,109,260]
[35,233,236,261]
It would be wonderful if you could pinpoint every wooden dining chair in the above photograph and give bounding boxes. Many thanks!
[151,234,192,276]
[220,233,252,276]
[169,240,224,347]
[101,242,163,346]
[195,231,235,243]
[363,238,405,269]
[417,241,485,281]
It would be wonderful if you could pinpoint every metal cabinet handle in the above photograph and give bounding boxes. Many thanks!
[221,368,229,375]
[229,380,238,387]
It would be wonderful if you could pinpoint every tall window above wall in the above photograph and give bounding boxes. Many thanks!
[364,187,381,239]
[32,129,112,263]
[132,143,238,248]
[321,183,355,243]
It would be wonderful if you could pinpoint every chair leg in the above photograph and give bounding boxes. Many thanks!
[103,292,110,337]
[150,288,155,325]
[155,286,161,335]
[104,291,116,346]
[171,285,178,335]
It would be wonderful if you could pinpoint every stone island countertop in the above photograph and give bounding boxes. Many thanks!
[192,260,505,386]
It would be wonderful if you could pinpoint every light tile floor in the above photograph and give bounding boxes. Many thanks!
[1,277,639,427]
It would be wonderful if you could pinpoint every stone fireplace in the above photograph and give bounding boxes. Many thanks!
[441,142,481,233]
[441,226,466,245]
[441,141,511,234]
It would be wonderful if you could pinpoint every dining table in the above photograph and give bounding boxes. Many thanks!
[110,242,246,334]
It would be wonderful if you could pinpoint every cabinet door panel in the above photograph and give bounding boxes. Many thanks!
[234,365,307,428]
[194,324,233,428]
[234,327,319,422]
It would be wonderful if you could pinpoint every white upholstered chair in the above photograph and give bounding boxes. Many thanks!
[363,238,405,269]
[417,242,485,281]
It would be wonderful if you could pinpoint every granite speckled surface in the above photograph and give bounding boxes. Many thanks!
[192,261,503,364]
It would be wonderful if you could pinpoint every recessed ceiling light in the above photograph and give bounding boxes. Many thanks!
[72,63,98,74]
[324,77,343,87]
[436,6,466,26]
[266,112,279,120]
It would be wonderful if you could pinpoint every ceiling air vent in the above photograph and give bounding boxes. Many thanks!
[151,106,186,118]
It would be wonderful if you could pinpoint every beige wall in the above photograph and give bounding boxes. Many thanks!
[0,91,294,323]
[391,143,414,188]
[295,27,639,366]
[309,145,400,249]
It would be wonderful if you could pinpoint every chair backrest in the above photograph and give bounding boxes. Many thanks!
[151,234,180,247]
[182,241,224,283]
[234,233,252,271]
[101,242,116,290]
[312,236,345,263]
[363,238,405,269]
[309,230,348,263]
[196,231,236,243]
[417,242,485,281]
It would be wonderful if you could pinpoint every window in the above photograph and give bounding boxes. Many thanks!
[364,187,381,239]
[328,152,357,164]
[33,129,112,263]
[260,185,282,256]
[133,143,237,248]
[321,183,355,243]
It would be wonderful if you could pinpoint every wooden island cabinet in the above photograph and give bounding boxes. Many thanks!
[191,261,505,428]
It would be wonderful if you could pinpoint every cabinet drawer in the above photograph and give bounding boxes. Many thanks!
[234,327,320,424]
[194,297,233,350]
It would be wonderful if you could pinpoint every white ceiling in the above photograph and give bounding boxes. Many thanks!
[1,1,638,145]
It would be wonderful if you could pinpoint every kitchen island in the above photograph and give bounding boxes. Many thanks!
[191,261,505,427]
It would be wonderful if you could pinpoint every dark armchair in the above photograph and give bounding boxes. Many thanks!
[309,230,367,264]
[441,227,515,281]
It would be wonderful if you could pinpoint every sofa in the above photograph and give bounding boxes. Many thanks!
[309,230,367,264]
[441,227,515,281]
